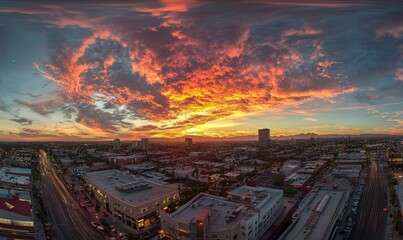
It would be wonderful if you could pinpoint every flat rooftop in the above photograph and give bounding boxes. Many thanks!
[335,159,366,163]
[171,193,250,232]
[110,154,146,160]
[0,168,31,185]
[0,188,31,203]
[284,190,346,240]
[1,167,31,175]
[83,169,177,207]
[124,162,156,171]
[229,185,282,209]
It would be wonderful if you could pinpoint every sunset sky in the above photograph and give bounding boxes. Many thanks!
[0,0,402,141]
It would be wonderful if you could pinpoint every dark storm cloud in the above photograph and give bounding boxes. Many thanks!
[77,38,169,113]
[0,99,9,112]
[355,94,381,105]
[11,117,33,126]
[13,99,55,116]
[74,104,131,132]
[15,128,61,138]
[1,1,402,136]
[130,125,158,131]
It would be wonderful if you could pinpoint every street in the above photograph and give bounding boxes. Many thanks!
[350,159,387,240]
[39,150,103,240]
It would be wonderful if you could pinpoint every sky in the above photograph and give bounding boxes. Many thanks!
[0,0,402,141]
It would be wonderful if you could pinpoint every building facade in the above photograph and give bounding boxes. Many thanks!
[0,190,34,239]
[258,129,270,149]
[82,169,179,229]
[113,139,121,152]
[185,138,193,147]
[280,190,349,240]
[161,186,283,240]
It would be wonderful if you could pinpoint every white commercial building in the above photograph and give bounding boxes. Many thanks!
[161,185,283,240]
[281,160,301,176]
[0,167,31,186]
[82,169,179,229]
[280,190,349,240]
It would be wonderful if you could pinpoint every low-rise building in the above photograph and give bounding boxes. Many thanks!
[123,162,156,172]
[108,154,146,165]
[161,186,283,240]
[331,165,361,181]
[82,169,179,229]
[0,188,34,239]
[285,172,311,189]
[280,190,348,240]
[281,160,301,176]
[335,159,366,165]
[0,167,31,188]
[69,165,91,177]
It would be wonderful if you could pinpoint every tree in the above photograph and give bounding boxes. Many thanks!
[100,218,110,227]
[284,186,298,196]
[126,232,136,240]
[95,202,100,212]
[273,173,285,186]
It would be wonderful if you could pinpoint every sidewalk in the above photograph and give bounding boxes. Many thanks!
[335,168,367,240]
[385,187,403,240]
[32,191,46,240]
[73,181,140,239]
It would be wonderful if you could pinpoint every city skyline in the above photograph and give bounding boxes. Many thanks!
[0,0,402,141]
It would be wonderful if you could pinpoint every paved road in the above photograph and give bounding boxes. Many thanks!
[350,159,387,240]
[39,150,103,240]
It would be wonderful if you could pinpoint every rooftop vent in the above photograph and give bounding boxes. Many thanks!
[315,195,330,212]
[115,181,151,193]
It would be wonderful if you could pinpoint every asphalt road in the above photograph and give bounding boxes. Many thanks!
[39,150,103,240]
[350,159,387,240]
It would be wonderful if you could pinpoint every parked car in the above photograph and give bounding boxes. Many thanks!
[97,226,106,232]
[90,222,99,228]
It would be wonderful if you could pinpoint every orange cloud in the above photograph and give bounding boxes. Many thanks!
[20,2,368,138]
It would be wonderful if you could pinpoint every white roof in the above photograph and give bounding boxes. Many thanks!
[83,169,178,207]
[284,190,346,240]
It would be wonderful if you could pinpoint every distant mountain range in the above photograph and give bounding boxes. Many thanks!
[149,133,399,143]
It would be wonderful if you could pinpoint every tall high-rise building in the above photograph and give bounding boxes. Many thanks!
[141,138,149,151]
[185,138,192,147]
[258,128,270,149]
[113,138,121,152]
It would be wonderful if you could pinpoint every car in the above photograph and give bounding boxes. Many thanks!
[383,208,388,212]
[105,237,117,240]
[97,225,106,232]
[91,222,99,228]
